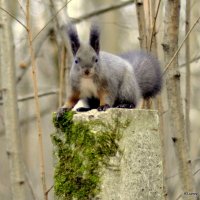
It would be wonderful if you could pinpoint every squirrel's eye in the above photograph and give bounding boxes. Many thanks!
[75,59,79,64]
[92,56,98,63]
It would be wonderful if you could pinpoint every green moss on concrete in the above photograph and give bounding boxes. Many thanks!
[52,111,127,200]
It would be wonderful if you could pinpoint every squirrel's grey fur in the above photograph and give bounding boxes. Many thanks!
[66,24,162,110]
[120,51,162,99]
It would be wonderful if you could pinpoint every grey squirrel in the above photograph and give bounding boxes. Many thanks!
[57,24,162,117]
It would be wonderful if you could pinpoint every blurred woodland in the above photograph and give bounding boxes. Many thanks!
[0,0,200,199]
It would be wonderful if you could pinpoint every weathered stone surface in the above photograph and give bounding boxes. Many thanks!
[74,108,163,200]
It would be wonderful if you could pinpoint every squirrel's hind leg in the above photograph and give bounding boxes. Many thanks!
[76,107,92,112]
[97,104,111,111]
[116,103,135,109]
[76,97,100,112]
[114,99,136,109]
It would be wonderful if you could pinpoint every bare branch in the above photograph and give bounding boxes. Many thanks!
[0,89,58,105]
[25,171,38,200]
[19,90,58,102]
[72,0,135,24]
[33,0,135,42]
[17,26,52,83]
[149,0,161,51]
[32,0,73,42]
[16,0,136,85]
[175,166,200,200]
[26,1,47,199]
[0,89,59,105]
[16,0,26,16]
[58,46,67,107]
[163,16,200,75]
[180,55,200,67]
[0,6,27,30]
[45,185,54,196]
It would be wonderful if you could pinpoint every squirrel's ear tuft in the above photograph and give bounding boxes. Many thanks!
[89,24,100,54]
[67,24,80,55]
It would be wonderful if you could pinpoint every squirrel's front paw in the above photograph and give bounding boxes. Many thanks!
[56,107,70,120]
[97,104,110,111]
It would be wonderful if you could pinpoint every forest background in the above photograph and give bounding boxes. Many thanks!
[0,0,200,199]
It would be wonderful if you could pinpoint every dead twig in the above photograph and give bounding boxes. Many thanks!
[72,0,135,24]
[0,6,27,30]
[25,170,38,200]
[180,55,200,67]
[17,0,135,85]
[33,0,135,41]
[26,1,47,199]
[0,89,58,105]
[163,16,200,75]
[32,0,73,42]
[58,46,67,107]
[17,26,52,83]
[148,0,161,51]
[45,185,54,196]
[17,0,26,16]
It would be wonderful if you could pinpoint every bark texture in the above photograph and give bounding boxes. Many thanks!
[0,0,26,199]
[162,0,195,197]
[135,0,147,49]
[185,0,191,148]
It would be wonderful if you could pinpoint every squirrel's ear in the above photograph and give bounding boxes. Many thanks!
[89,24,100,54]
[67,24,80,56]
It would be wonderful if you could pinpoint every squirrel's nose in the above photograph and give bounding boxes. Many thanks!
[84,69,90,75]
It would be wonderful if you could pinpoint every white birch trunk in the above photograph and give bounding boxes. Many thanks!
[0,0,26,199]
[162,0,195,198]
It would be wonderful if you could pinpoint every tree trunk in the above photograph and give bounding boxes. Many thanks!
[185,0,191,149]
[135,0,147,49]
[162,0,195,198]
[147,1,167,198]
[0,0,26,199]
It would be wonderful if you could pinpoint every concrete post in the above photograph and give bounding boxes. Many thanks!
[74,108,163,200]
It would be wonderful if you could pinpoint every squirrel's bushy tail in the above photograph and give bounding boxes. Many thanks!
[120,51,162,99]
